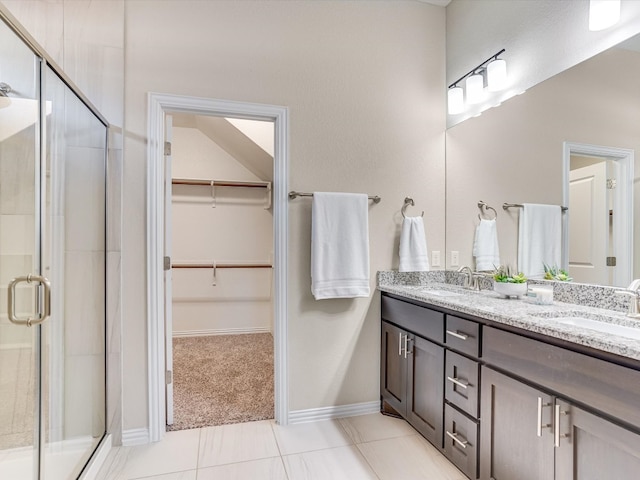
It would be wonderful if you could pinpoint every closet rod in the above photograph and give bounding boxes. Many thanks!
[288,191,381,203]
[171,263,272,269]
[503,202,568,212]
[172,178,270,188]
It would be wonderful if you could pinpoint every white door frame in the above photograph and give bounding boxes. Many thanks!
[563,141,634,287]
[147,92,289,442]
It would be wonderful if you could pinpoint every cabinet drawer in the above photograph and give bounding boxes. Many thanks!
[444,403,478,480]
[445,315,480,357]
[483,326,640,430]
[445,350,479,418]
[381,295,444,343]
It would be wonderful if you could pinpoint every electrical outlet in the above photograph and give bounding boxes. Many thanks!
[451,251,459,267]
[431,251,441,267]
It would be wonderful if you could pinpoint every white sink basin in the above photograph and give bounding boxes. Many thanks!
[424,290,463,297]
[416,287,463,297]
[553,317,640,340]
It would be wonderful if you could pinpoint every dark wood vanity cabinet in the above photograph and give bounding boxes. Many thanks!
[381,296,444,446]
[480,367,555,480]
[381,292,640,480]
[481,326,640,480]
[381,295,480,476]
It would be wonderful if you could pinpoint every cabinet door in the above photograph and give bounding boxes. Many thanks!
[555,400,640,480]
[480,367,554,480]
[381,321,407,415]
[407,335,444,447]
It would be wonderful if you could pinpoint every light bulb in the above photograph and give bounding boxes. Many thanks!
[466,73,484,105]
[589,0,620,31]
[487,58,507,92]
[447,86,464,115]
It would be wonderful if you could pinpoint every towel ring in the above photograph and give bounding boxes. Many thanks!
[401,197,424,218]
[477,201,497,220]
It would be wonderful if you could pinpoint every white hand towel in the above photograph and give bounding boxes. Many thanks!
[518,203,562,278]
[473,218,500,271]
[311,192,370,300]
[399,216,430,272]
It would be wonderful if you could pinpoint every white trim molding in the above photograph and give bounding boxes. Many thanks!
[563,141,634,287]
[147,93,289,442]
[121,428,150,446]
[288,401,381,424]
[172,327,271,338]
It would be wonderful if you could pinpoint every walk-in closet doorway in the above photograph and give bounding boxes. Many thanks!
[147,94,289,441]
[167,112,275,430]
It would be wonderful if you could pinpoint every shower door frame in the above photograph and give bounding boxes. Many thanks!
[0,5,111,478]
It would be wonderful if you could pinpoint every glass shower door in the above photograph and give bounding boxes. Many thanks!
[0,15,107,479]
[0,17,43,480]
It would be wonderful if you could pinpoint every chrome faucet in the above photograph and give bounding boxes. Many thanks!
[457,266,477,290]
[615,279,640,318]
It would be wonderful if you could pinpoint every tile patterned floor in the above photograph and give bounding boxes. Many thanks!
[96,413,466,480]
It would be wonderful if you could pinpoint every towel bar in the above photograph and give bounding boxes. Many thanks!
[503,203,568,212]
[288,191,381,203]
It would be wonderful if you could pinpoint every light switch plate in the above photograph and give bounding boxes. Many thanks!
[451,251,459,267]
[431,251,441,267]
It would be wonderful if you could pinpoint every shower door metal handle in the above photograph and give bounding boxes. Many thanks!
[7,274,51,326]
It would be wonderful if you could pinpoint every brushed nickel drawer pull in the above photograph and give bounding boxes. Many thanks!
[398,332,403,356]
[554,404,570,447]
[447,376,469,389]
[446,329,469,340]
[446,430,468,449]
[404,334,410,359]
[536,397,551,437]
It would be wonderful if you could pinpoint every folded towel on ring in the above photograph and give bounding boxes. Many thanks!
[399,216,430,272]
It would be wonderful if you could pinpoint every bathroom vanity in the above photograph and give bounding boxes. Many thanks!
[379,279,640,480]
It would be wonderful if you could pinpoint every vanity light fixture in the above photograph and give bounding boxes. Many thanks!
[447,49,506,115]
[447,85,464,115]
[487,58,507,91]
[466,72,485,104]
[589,0,620,31]
[0,82,11,109]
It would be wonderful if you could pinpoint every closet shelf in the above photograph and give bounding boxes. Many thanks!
[172,178,272,209]
[172,178,270,188]
[172,263,272,269]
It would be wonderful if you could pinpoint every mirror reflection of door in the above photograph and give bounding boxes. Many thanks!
[568,155,609,285]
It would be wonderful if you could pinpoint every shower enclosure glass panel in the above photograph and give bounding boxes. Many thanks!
[0,16,107,480]
[41,66,106,479]
[0,18,41,480]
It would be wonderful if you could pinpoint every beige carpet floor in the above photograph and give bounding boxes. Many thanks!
[167,333,274,431]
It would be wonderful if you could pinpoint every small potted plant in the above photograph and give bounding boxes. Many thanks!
[492,264,527,298]
[543,264,572,282]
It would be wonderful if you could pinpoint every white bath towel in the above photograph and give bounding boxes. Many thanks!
[399,216,430,272]
[473,218,500,271]
[518,203,562,278]
[311,192,370,300]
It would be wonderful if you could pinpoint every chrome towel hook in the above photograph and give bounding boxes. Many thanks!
[477,200,497,220]
[401,197,424,218]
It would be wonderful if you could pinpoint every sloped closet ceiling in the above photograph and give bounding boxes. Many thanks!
[172,113,273,182]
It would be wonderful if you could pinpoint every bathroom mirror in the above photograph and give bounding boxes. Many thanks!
[445,33,640,287]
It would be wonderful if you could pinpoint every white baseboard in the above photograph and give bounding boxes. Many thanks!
[0,342,31,350]
[121,428,150,446]
[173,327,271,337]
[288,401,380,424]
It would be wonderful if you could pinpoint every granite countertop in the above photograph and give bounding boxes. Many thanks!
[379,282,640,362]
